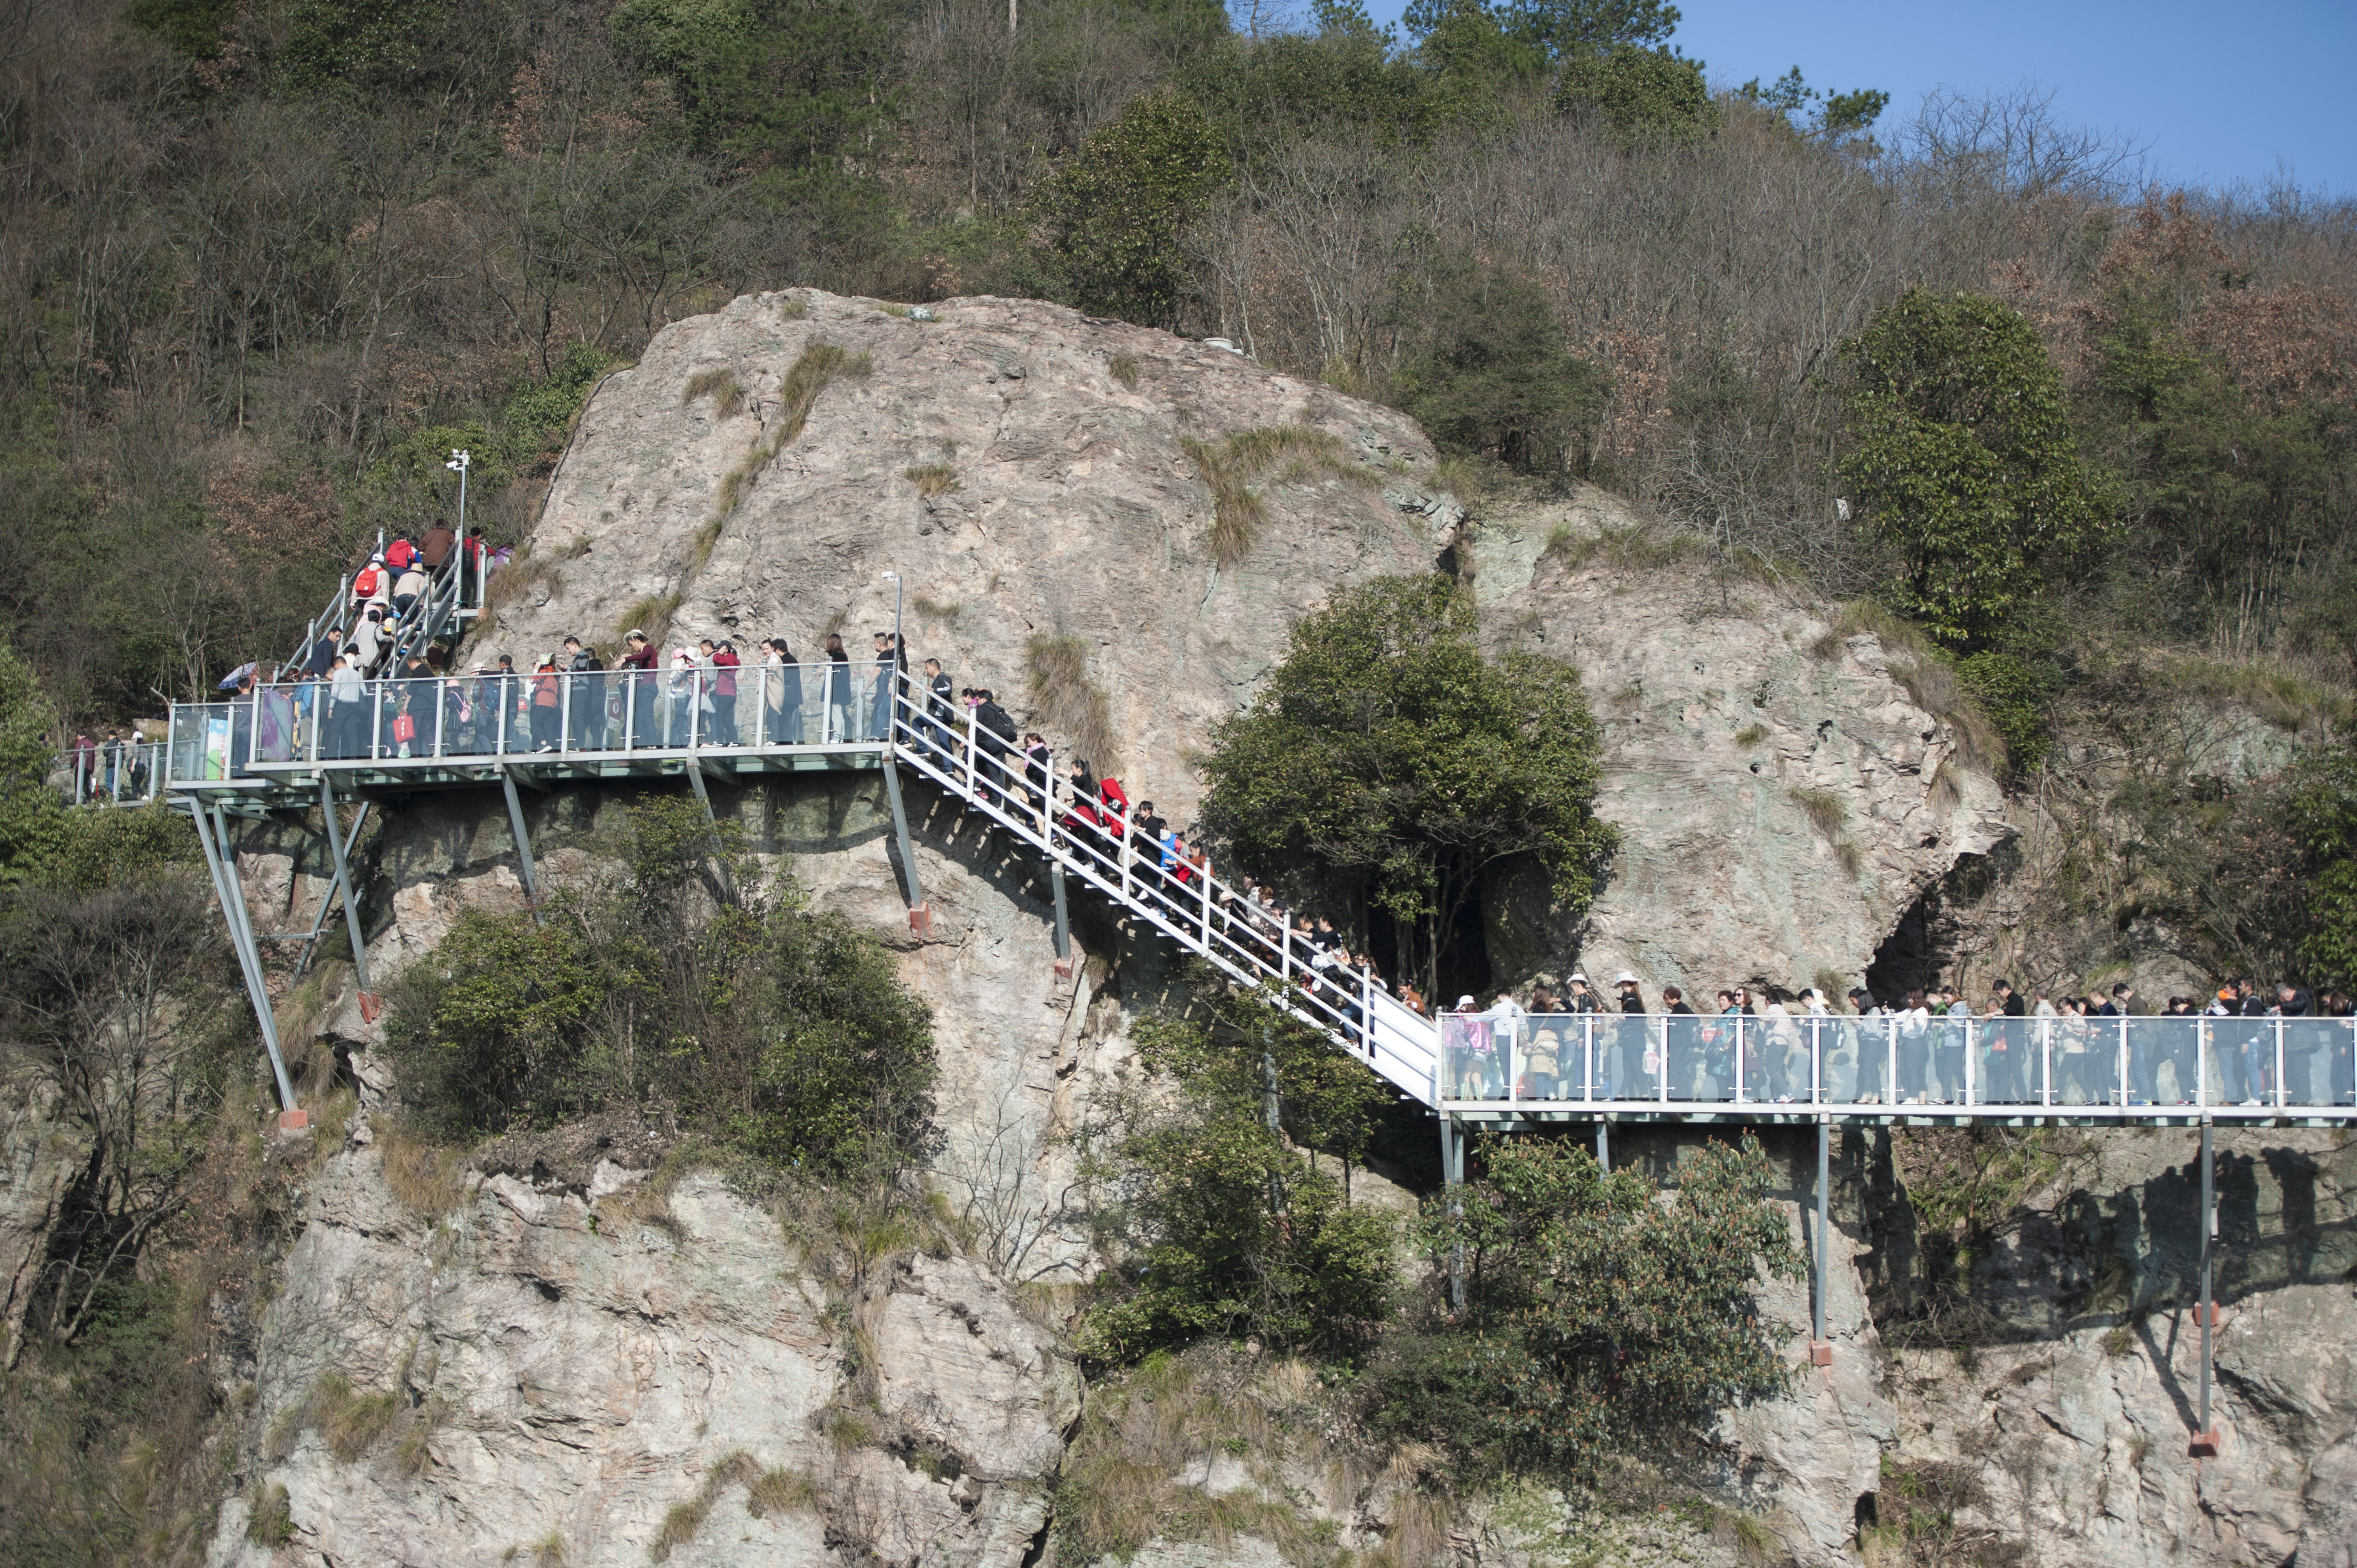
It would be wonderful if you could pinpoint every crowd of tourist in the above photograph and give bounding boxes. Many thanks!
[1438,973,2357,1108]
[68,534,2357,1117]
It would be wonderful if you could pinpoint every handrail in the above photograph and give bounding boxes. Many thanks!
[883,673,1444,1101]
[1428,1009,2357,1115]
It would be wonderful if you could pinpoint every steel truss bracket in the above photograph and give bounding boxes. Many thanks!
[501,770,545,924]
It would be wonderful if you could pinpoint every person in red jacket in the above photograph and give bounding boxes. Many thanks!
[702,637,741,744]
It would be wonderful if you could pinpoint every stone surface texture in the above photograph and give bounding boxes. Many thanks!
[204,1134,1075,1568]
[147,293,2355,1568]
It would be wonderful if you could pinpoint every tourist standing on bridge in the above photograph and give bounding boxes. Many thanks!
[618,631,657,748]
[972,689,1017,807]
[392,560,430,622]
[919,657,952,758]
[713,639,742,744]
[564,637,605,750]
[761,638,801,745]
[871,632,905,742]
[824,635,853,742]
[420,519,455,573]
[328,654,364,759]
[305,625,343,678]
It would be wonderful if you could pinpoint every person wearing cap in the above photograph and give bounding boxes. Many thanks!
[1565,972,1601,1014]
[563,635,607,750]
[617,630,658,748]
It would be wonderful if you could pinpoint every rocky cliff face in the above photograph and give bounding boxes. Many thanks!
[205,1114,1077,1568]
[171,293,2356,1568]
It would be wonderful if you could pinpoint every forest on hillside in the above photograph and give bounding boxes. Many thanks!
[1,0,2352,741]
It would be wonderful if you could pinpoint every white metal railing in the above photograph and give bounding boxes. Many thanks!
[1432,1010,2357,1117]
[58,739,171,806]
[157,661,894,777]
[883,674,1444,1101]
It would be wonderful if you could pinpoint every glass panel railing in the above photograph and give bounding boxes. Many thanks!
[2276,1017,2355,1108]
[55,740,170,805]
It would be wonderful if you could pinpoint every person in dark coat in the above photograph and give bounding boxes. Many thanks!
[973,688,1018,806]
[824,634,853,742]
[563,636,606,750]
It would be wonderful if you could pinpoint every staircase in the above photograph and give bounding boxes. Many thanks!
[884,681,1443,1107]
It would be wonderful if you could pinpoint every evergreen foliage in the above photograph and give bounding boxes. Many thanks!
[388,797,935,1172]
[1201,575,1612,1000]
[1838,289,2116,654]
[1030,90,1231,328]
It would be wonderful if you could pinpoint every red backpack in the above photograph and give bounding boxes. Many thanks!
[354,565,381,598]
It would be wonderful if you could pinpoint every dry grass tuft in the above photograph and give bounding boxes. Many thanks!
[1180,425,1373,567]
[273,1371,402,1464]
[1025,634,1120,776]
[485,551,562,618]
[1056,1350,1435,1566]
[912,594,961,622]
[682,368,745,420]
[1732,723,1769,747]
[1542,520,1707,574]
[776,341,872,446]
[611,591,682,651]
[904,463,960,498]
[1788,786,1849,838]
[1834,840,1865,879]
[246,1483,293,1545]
[377,1120,469,1219]
[1108,352,1141,388]
[652,1451,819,1561]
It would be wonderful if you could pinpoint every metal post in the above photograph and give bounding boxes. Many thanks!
[192,804,297,1117]
[1049,858,1071,961]
[2198,1017,2210,1110]
[559,671,571,755]
[2045,1015,2055,1108]
[683,765,740,906]
[1890,1017,1900,1111]
[1596,1117,1609,1172]
[318,777,373,994]
[1965,1018,1976,1106]
[2274,1017,2286,1111]
[501,770,543,924]
[1442,1111,1465,1312]
[2195,1118,2217,1453]
[293,801,366,979]
[1583,1015,1594,1102]
[879,754,925,915]
[1735,1017,1746,1103]
[1815,1117,1831,1358]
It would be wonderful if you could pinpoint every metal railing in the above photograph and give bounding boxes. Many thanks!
[56,740,171,806]
[164,661,899,774]
[883,674,1443,1102]
[1434,1011,2357,1116]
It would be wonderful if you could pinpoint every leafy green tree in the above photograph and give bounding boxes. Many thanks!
[1201,575,1612,1002]
[388,798,935,1172]
[1555,44,1715,141]
[1404,0,1679,60]
[1395,261,1609,473]
[2293,749,2357,990]
[1736,66,1888,153]
[1077,1007,1395,1363]
[611,0,897,173]
[1838,290,2116,652]
[1405,1133,1799,1466]
[0,644,65,882]
[1030,88,1231,328]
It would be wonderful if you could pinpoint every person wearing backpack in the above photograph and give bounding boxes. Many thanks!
[352,554,388,615]
[563,636,606,750]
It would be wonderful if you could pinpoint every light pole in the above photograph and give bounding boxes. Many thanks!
[446,448,472,607]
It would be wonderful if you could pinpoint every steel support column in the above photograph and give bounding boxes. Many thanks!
[879,751,925,920]
[1596,1117,1609,1172]
[1813,1117,1834,1365]
[294,800,366,980]
[2194,1120,2220,1454]
[1441,1111,1465,1312]
[683,765,740,905]
[1049,858,1071,960]
[318,777,372,994]
[192,803,297,1118]
[501,770,543,925]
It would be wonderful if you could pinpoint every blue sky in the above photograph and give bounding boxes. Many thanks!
[1343,0,2357,197]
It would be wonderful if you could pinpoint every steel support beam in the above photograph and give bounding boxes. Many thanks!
[1596,1117,1609,1172]
[1049,858,1071,960]
[1443,1112,1465,1312]
[682,765,739,905]
[879,752,925,914]
[1813,1117,1834,1365]
[192,803,297,1118]
[293,801,366,979]
[318,777,372,993]
[2194,1120,2220,1454]
[501,770,543,924]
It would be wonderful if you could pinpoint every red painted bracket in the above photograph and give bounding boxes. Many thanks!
[1811,1342,1834,1367]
